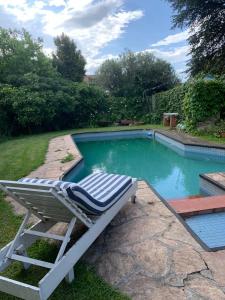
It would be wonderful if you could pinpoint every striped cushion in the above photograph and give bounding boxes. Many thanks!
[67,172,132,214]
[18,173,132,214]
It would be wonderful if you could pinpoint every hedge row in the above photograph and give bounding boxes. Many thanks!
[183,79,225,130]
[149,78,225,129]
[0,76,108,135]
[1,76,224,136]
[149,84,187,123]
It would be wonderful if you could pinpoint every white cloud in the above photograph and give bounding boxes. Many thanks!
[42,4,143,58]
[86,54,118,74]
[151,30,189,47]
[0,0,143,73]
[43,47,54,57]
[0,1,189,78]
[147,31,190,79]
[48,0,66,7]
[0,0,48,22]
[146,45,190,64]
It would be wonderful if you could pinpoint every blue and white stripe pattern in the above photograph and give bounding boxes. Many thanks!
[18,177,77,190]
[18,172,132,214]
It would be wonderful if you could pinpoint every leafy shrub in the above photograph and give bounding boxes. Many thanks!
[0,85,17,135]
[108,96,146,121]
[149,84,187,123]
[74,83,109,127]
[0,79,108,136]
[183,79,225,130]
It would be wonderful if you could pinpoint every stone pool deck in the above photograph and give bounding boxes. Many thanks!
[155,129,225,149]
[5,134,225,299]
[85,181,225,299]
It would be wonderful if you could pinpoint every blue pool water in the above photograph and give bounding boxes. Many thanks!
[71,137,225,200]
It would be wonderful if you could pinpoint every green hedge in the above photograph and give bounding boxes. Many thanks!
[183,79,225,130]
[0,78,108,136]
[108,96,147,121]
[150,84,187,123]
[1,75,224,136]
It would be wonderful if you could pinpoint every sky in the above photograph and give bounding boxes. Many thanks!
[0,0,190,80]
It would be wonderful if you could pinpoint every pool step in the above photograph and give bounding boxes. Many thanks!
[169,195,225,218]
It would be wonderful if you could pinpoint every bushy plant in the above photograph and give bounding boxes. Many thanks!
[74,83,109,127]
[0,80,108,135]
[183,79,225,130]
[108,96,146,122]
[149,84,187,123]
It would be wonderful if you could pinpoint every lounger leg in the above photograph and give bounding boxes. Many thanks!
[131,195,136,203]
[19,249,31,270]
[65,268,75,283]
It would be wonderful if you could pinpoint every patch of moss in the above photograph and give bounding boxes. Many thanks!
[61,153,74,163]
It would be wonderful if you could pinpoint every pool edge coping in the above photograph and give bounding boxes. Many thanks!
[154,130,225,150]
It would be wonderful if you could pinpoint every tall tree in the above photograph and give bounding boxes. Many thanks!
[0,28,55,85]
[53,33,86,82]
[96,50,179,97]
[167,0,225,76]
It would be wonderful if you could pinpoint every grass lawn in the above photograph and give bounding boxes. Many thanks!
[0,124,164,300]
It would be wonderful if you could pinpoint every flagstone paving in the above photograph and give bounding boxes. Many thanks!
[84,181,225,299]
[5,134,225,299]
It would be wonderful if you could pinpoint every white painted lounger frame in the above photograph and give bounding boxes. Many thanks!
[0,179,137,300]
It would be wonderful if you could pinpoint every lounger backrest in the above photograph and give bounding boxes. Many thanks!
[0,180,74,222]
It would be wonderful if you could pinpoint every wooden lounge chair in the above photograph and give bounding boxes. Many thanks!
[0,173,137,300]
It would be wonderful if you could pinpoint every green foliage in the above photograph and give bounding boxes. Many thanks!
[150,84,187,123]
[61,153,74,163]
[96,50,180,97]
[0,79,109,135]
[0,27,56,85]
[0,28,110,136]
[167,0,225,76]
[183,79,225,130]
[108,96,147,121]
[74,83,109,127]
[53,33,86,82]
[95,50,180,123]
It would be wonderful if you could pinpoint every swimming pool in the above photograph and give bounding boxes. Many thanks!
[65,132,225,200]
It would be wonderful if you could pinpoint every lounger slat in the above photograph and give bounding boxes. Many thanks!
[18,196,65,208]
[13,198,68,217]
[24,230,64,241]
[36,211,73,222]
[11,254,54,269]
[18,194,55,200]
[42,214,72,222]
[8,188,55,196]
[0,180,55,190]
[35,207,73,216]
[0,276,41,300]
